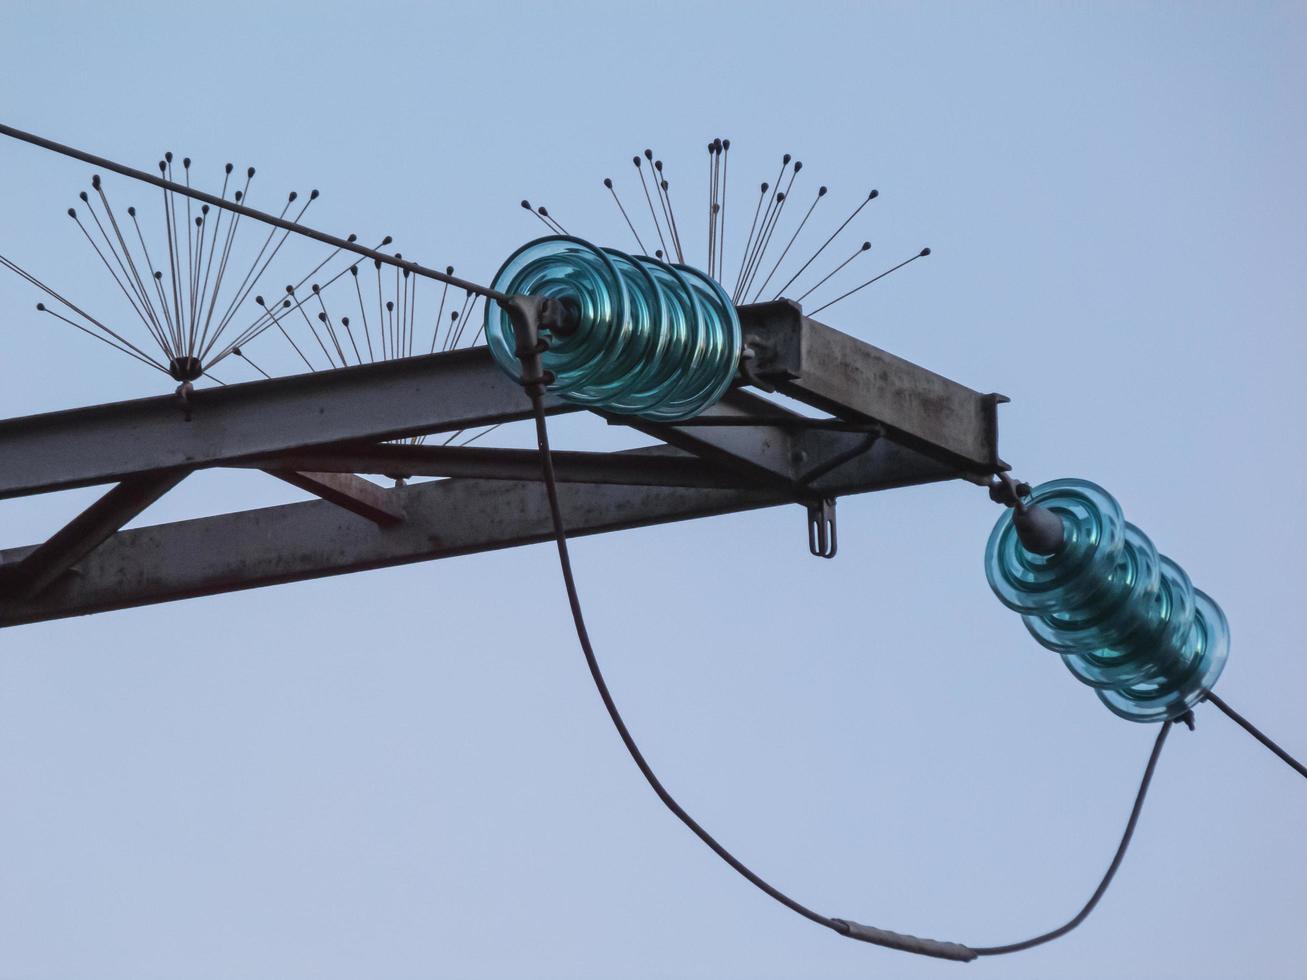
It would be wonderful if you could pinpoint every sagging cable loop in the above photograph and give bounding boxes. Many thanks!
[508,309,1178,963]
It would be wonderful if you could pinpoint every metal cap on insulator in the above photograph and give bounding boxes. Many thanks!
[1013,504,1065,555]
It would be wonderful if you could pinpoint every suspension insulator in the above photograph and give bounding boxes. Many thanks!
[484,236,742,422]
[986,478,1229,723]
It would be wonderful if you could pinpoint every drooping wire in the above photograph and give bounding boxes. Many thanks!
[520,377,1175,964]
[970,719,1172,956]
[524,384,843,935]
[1205,692,1307,780]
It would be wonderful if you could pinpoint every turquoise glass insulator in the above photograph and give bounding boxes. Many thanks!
[483,236,742,422]
[985,478,1229,723]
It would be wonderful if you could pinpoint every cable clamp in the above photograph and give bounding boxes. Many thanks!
[807,497,837,559]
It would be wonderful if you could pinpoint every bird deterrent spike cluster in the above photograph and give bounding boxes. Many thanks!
[986,478,1229,722]
[483,235,742,422]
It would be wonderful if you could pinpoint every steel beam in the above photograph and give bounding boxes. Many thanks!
[0,348,572,500]
[242,444,753,489]
[0,314,1003,501]
[265,471,407,526]
[740,301,1004,473]
[0,438,960,627]
[611,389,803,488]
[0,471,187,601]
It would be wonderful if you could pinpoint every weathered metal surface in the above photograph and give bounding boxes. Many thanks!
[613,389,804,488]
[0,348,571,500]
[265,471,407,526]
[740,300,1004,473]
[0,310,1000,626]
[0,438,960,627]
[0,471,187,600]
[244,444,752,489]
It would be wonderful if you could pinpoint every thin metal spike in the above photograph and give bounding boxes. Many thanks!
[127,206,179,353]
[808,247,930,315]
[718,139,730,281]
[290,286,340,368]
[68,203,169,357]
[78,184,159,339]
[521,199,559,235]
[257,295,315,372]
[35,302,170,374]
[160,156,186,356]
[351,265,375,362]
[739,154,790,293]
[90,176,167,348]
[429,266,452,355]
[633,156,669,259]
[375,259,387,359]
[742,160,801,301]
[653,158,684,262]
[3,253,170,368]
[733,181,769,302]
[537,205,567,235]
[757,185,827,301]
[182,158,199,354]
[651,159,681,261]
[195,167,254,358]
[232,345,271,379]
[202,188,319,360]
[604,178,646,254]
[214,240,369,363]
[796,240,870,302]
[774,188,879,299]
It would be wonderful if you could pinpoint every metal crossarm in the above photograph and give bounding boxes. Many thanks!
[0,303,1004,626]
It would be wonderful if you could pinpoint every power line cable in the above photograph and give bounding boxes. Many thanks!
[521,376,1178,963]
[1205,692,1307,780]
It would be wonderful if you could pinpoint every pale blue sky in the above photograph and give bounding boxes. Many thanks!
[1,2,1304,978]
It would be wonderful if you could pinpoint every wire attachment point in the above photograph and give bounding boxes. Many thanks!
[807,497,837,558]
